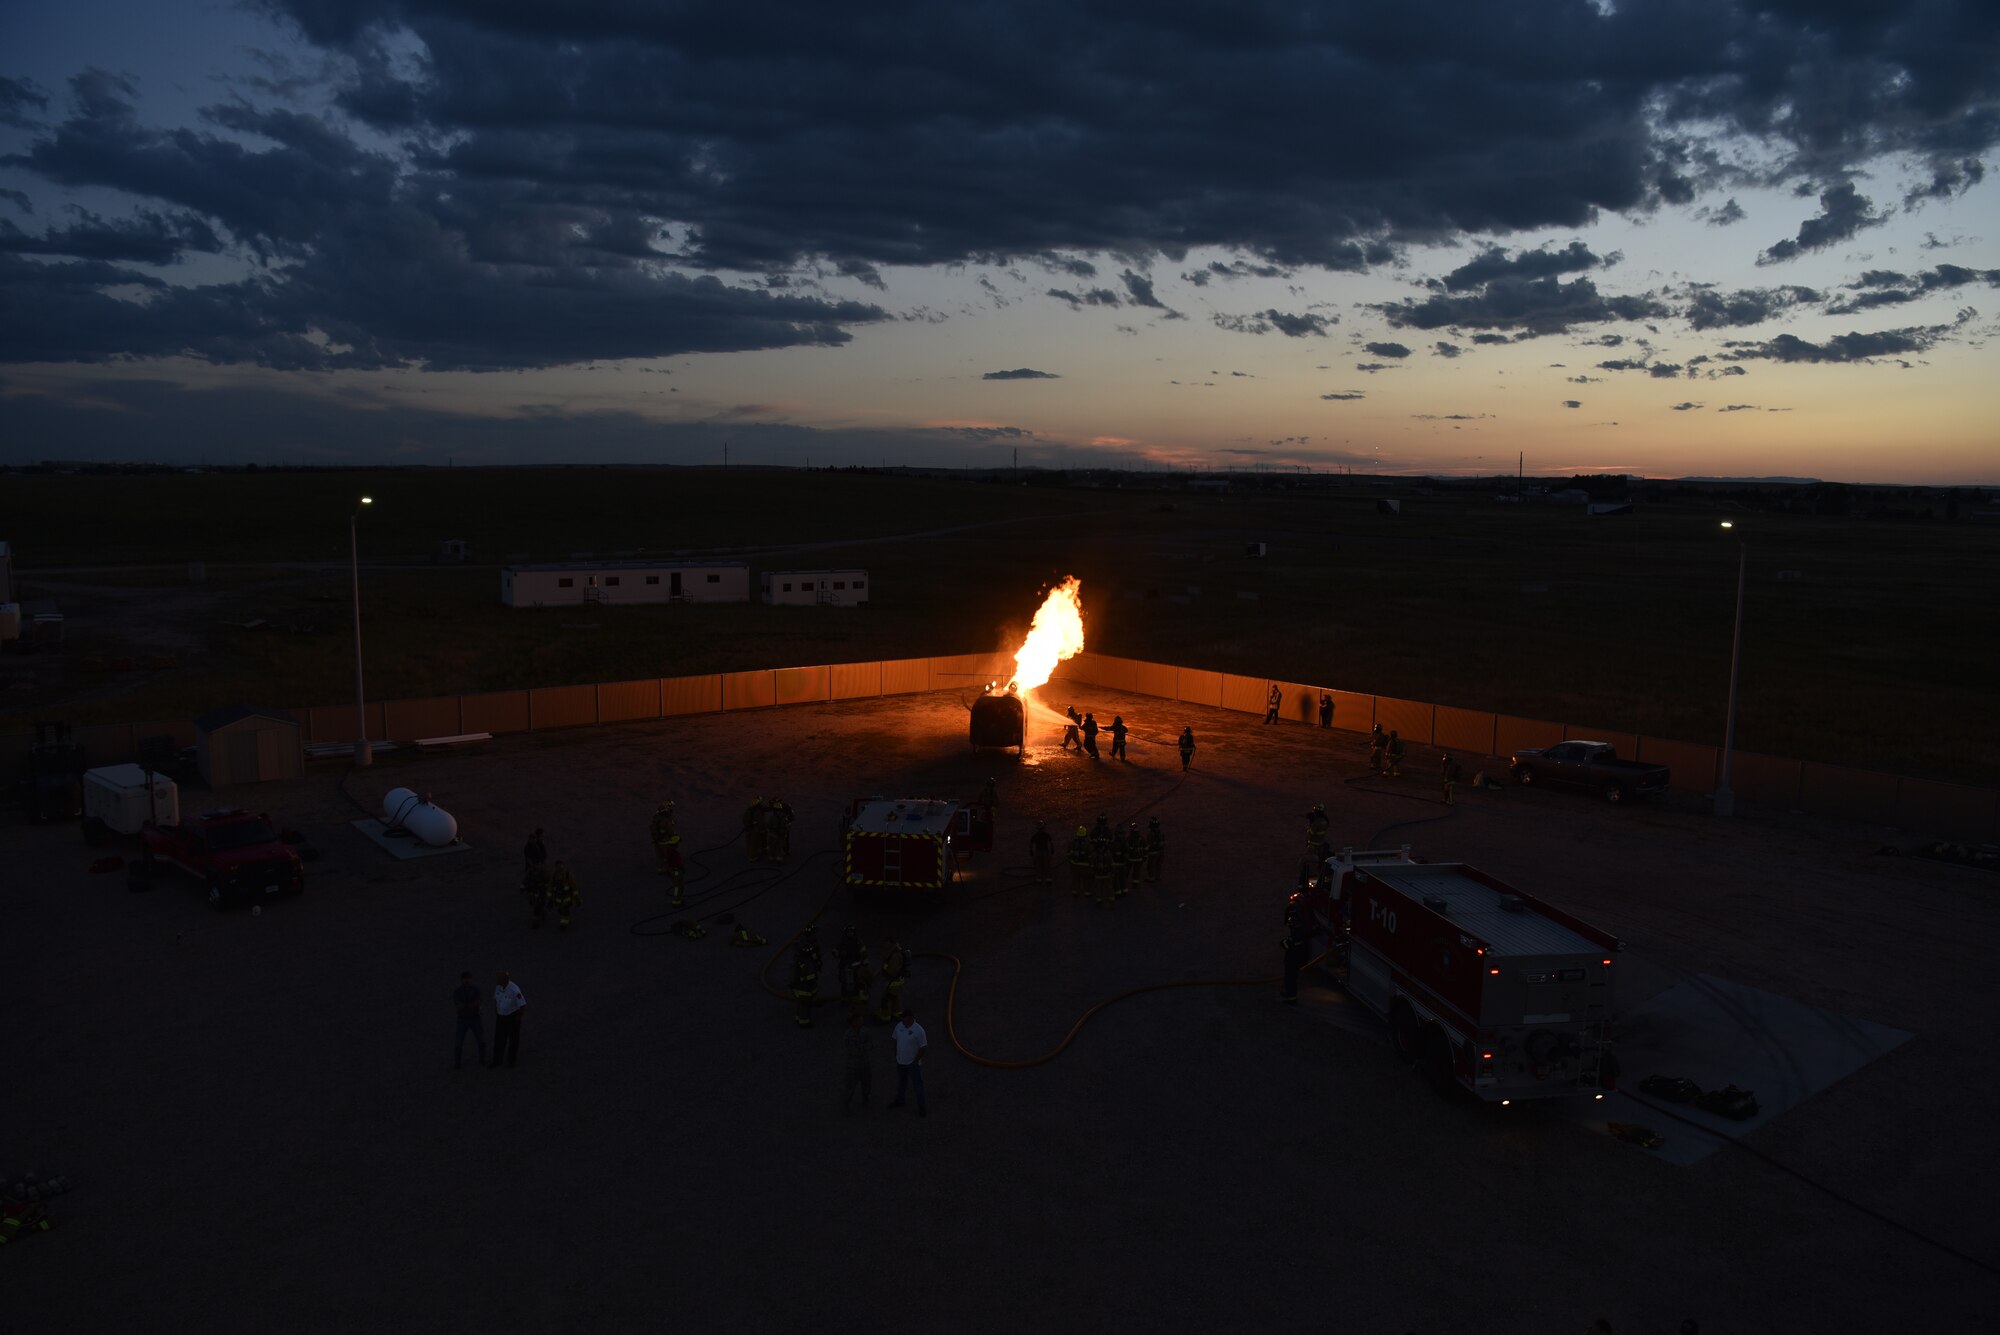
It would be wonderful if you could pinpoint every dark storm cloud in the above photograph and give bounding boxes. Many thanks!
[0,76,50,128]
[1825,263,2000,313]
[1720,326,1942,363]
[1759,184,1888,264]
[1648,363,1684,378]
[1905,157,1985,206]
[982,367,1059,380]
[1439,241,1602,292]
[1378,276,1670,336]
[1354,362,1394,373]
[1717,403,1758,412]
[1562,399,1581,408]
[1182,259,1290,287]
[1682,284,1822,330]
[1471,333,1510,345]
[1214,309,1331,337]
[1320,391,1365,401]
[1596,359,1648,372]
[1048,287,1122,308]
[0,209,224,265]
[1433,342,1461,358]
[1365,341,1411,359]
[9,0,2000,372]
[1701,199,1746,227]
[1671,401,1701,410]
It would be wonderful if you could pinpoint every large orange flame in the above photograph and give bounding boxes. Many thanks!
[1007,576,1085,692]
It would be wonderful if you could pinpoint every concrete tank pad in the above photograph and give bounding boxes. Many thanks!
[349,817,473,860]
[1574,973,1912,1165]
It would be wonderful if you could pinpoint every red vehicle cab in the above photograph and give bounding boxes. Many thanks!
[135,809,305,911]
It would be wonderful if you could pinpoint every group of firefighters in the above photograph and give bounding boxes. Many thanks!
[1023,813,1167,907]
[1060,706,1200,772]
[518,828,583,929]
[787,924,909,1028]
[740,796,796,863]
[1367,724,1464,804]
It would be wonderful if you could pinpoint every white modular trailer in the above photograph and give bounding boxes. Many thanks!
[761,569,869,607]
[501,561,751,607]
[83,763,180,833]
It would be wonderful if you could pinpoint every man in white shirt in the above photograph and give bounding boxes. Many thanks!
[491,972,527,1069]
[888,1009,927,1117]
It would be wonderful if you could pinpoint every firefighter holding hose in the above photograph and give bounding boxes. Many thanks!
[651,800,685,906]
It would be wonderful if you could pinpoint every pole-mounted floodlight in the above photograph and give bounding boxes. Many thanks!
[351,497,374,768]
[1714,521,1744,816]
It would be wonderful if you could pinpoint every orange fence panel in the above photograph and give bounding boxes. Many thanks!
[928,653,1007,687]
[383,697,462,741]
[1220,673,1270,715]
[1433,706,1497,757]
[1799,764,1901,823]
[1566,724,1639,756]
[1636,737,1718,792]
[1083,655,1143,693]
[1330,691,1375,733]
[830,662,882,700]
[530,685,597,731]
[1895,778,1999,839]
[662,675,722,716]
[723,670,776,710]
[1374,696,1435,746]
[306,703,386,745]
[880,659,931,695]
[1049,652,1096,684]
[1726,751,1801,803]
[596,679,660,724]
[1274,682,1325,725]
[774,665,831,706]
[1128,660,1179,700]
[1495,715,1564,756]
[461,691,530,735]
[1175,667,1223,707]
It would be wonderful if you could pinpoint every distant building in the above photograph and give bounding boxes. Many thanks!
[761,569,869,607]
[501,560,750,607]
[435,538,469,564]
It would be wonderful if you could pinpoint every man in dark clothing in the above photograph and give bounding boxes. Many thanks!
[1108,715,1128,761]
[1081,713,1100,758]
[453,970,487,1069]
[1318,693,1334,727]
[1029,821,1055,883]
[1264,683,1282,724]
[523,829,547,876]
[1061,706,1082,751]
[1280,897,1316,1004]
[841,1013,872,1114]
[1178,726,1195,771]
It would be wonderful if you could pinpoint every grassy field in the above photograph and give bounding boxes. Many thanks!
[3,468,1994,782]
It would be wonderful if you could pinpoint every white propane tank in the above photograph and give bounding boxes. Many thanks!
[382,786,459,847]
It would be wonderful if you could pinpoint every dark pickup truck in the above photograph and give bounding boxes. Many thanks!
[1509,741,1670,804]
[133,809,306,909]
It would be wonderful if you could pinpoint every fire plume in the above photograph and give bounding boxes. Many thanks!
[1008,576,1085,693]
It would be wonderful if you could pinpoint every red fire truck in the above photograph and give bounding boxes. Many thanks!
[1301,847,1621,1102]
[842,796,994,892]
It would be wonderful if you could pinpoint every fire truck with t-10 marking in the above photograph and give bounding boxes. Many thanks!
[1298,847,1621,1102]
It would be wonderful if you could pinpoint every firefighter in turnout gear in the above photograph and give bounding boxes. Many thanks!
[1143,816,1165,883]
[523,860,552,928]
[795,923,823,978]
[743,798,767,861]
[836,927,871,1019]
[1368,724,1386,772]
[651,800,685,905]
[1280,893,1315,1004]
[1178,726,1195,771]
[876,937,909,1022]
[791,951,819,1028]
[1442,755,1462,806]
[1092,831,1116,907]
[549,861,580,930]
[1305,803,1331,861]
[1069,825,1092,896]
[730,924,767,947]
[1385,729,1405,778]
[1110,825,1132,897]
[1029,821,1055,883]
[768,797,795,861]
[1062,705,1082,751]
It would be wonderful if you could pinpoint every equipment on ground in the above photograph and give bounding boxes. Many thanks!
[843,794,995,892]
[1300,846,1621,1102]
[969,683,1026,754]
[382,787,459,847]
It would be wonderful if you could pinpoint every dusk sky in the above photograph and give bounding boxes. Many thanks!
[2,1,1995,481]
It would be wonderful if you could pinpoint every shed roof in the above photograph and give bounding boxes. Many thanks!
[196,704,299,733]
[504,560,748,573]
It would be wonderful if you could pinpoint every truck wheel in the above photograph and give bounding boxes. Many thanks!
[1389,1001,1419,1064]
[1604,783,1626,804]
[1421,1029,1460,1098]
[1515,767,1534,786]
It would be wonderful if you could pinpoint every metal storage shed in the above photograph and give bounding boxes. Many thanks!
[196,706,303,787]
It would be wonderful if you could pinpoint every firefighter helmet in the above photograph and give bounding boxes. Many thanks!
[1076,825,1088,837]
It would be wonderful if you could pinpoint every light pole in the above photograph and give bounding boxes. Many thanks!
[1713,521,1745,817]
[351,495,374,768]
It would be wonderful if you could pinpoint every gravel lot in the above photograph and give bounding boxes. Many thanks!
[8,689,1995,1334]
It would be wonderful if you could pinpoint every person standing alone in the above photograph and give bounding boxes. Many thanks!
[1263,683,1282,724]
[490,972,526,1068]
[889,1009,928,1117]
[453,970,487,1070]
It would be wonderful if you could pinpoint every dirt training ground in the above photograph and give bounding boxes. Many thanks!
[7,687,1995,1334]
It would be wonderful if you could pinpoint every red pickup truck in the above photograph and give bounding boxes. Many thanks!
[133,810,306,910]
